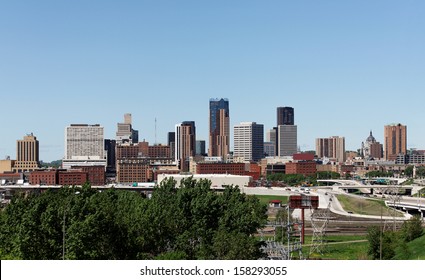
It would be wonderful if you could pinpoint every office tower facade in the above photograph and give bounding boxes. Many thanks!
[104,139,116,173]
[196,140,206,156]
[209,98,230,158]
[176,121,196,171]
[168,132,176,160]
[316,136,346,163]
[13,133,40,172]
[116,113,139,144]
[264,142,275,157]
[266,128,277,156]
[277,107,294,126]
[63,124,107,169]
[277,125,297,157]
[384,123,407,161]
[234,122,264,162]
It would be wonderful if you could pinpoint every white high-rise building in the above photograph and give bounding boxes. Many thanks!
[234,122,264,162]
[63,124,107,169]
[277,125,297,157]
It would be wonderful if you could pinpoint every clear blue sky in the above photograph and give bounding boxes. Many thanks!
[1,0,424,162]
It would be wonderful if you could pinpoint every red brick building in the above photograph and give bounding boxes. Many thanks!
[116,159,150,183]
[196,162,246,176]
[149,144,171,158]
[285,161,316,176]
[72,166,105,186]
[30,170,58,185]
[58,170,88,186]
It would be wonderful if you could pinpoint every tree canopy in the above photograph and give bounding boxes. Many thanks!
[0,178,267,260]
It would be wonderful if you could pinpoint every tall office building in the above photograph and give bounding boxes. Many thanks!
[168,132,176,160]
[234,122,264,162]
[316,136,346,163]
[266,128,277,156]
[384,123,407,161]
[104,139,116,174]
[209,98,230,158]
[116,113,139,144]
[176,121,196,171]
[277,125,298,157]
[196,140,206,156]
[63,124,107,169]
[277,107,294,126]
[13,133,40,172]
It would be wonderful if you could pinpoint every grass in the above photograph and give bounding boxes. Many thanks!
[394,233,425,260]
[253,195,289,206]
[336,195,404,217]
[285,235,370,260]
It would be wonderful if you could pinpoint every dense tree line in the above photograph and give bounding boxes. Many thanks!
[367,215,423,260]
[266,171,341,186]
[0,178,267,260]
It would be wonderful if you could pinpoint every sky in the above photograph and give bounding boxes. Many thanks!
[1,0,424,162]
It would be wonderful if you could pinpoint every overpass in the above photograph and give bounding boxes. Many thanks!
[317,179,414,195]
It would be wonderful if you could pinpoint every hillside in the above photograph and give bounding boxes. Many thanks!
[394,233,425,260]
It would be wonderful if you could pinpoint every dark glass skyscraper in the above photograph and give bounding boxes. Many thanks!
[209,98,230,158]
[277,107,294,126]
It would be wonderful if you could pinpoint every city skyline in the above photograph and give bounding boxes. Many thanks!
[1,1,425,162]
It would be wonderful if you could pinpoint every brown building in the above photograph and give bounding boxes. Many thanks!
[30,170,58,185]
[176,122,196,172]
[13,133,40,172]
[0,159,15,173]
[209,98,230,158]
[72,166,105,186]
[116,159,150,183]
[196,162,246,176]
[285,161,317,176]
[370,142,383,159]
[116,143,145,159]
[58,170,88,186]
[384,124,407,161]
[149,144,171,158]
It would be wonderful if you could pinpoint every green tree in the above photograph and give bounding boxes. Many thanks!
[367,226,398,260]
[0,178,268,260]
[400,215,424,242]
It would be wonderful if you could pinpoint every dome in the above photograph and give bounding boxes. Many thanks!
[366,131,376,143]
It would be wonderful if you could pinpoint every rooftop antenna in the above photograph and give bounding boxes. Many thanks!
[155,117,157,145]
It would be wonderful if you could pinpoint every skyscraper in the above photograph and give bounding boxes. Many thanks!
[116,113,139,144]
[175,121,196,171]
[196,140,206,156]
[168,132,176,159]
[277,107,294,126]
[276,107,295,155]
[209,98,230,158]
[13,133,40,172]
[63,124,106,169]
[234,122,264,162]
[316,136,346,163]
[277,125,298,157]
[266,128,277,156]
[384,123,407,161]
